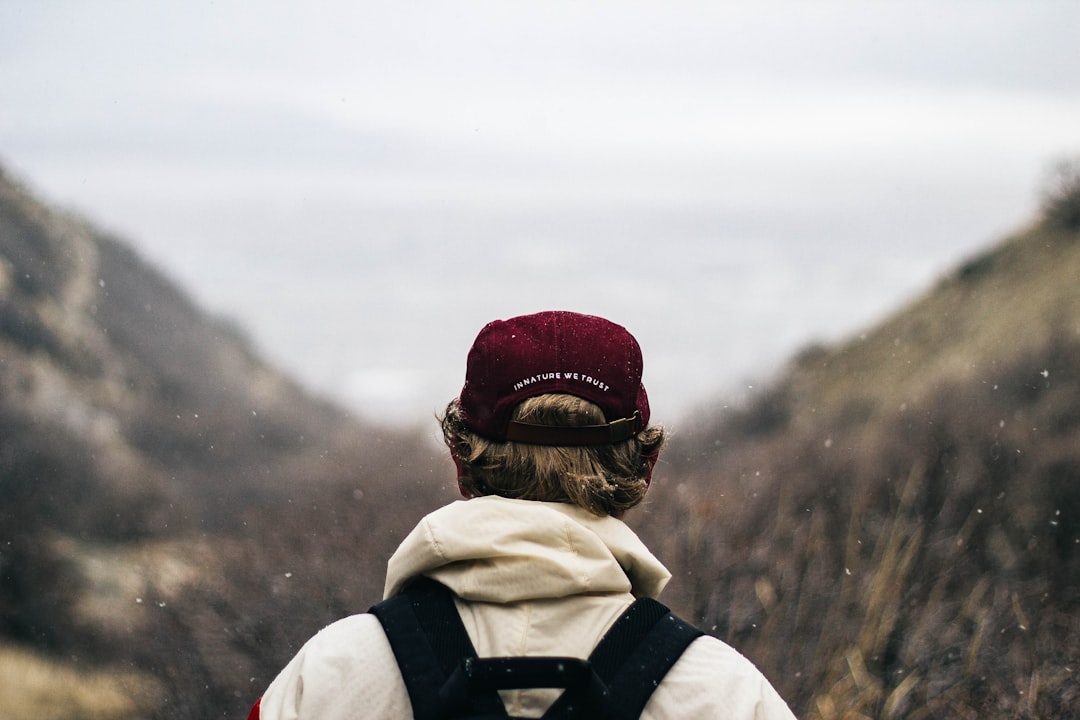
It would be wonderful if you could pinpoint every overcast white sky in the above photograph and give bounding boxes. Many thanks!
[2,1,1079,427]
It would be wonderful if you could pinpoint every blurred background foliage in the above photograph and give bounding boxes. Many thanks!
[1,161,1078,719]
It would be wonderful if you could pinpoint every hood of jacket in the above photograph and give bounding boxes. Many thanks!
[384,496,671,603]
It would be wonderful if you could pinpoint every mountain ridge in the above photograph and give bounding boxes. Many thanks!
[1,163,413,536]
[783,218,1080,424]
[649,176,1080,718]
[1,162,448,719]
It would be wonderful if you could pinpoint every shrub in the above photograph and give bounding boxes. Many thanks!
[1041,158,1080,230]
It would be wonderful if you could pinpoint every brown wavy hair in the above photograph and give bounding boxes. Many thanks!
[440,393,665,517]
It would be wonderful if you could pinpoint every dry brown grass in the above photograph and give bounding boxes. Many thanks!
[784,223,1080,423]
[641,220,1080,718]
[0,645,162,720]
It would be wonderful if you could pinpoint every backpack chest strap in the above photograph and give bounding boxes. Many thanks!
[370,579,703,720]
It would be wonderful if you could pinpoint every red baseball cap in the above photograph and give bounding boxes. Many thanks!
[458,311,651,445]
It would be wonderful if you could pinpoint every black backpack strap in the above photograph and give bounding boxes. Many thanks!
[543,597,703,720]
[369,578,506,720]
[441,656,607,719]
[372,582,703,720]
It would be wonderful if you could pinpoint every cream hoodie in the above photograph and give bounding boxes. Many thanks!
[256,496,796,720]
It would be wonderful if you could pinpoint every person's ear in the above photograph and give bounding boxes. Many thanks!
[452,453,472,498]
[643,450,660,488]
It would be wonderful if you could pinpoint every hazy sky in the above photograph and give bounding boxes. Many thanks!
[2,1,1078,427]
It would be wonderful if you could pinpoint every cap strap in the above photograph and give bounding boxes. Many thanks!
[505,411,642,446]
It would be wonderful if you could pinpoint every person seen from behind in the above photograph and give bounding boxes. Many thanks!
[248,310,796,719]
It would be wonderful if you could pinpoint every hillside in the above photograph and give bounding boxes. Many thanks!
[0,164,449,719]
[644,174,1080,718]
[0,164,385,534]
[785,221,1080,425]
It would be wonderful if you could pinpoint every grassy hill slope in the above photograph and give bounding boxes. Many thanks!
[786,220,1080,424]
[0,164,449,719]
[642,177,1080,719]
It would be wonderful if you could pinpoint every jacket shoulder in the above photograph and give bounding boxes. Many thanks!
[642,635,797,720]
[258,613,412,720]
